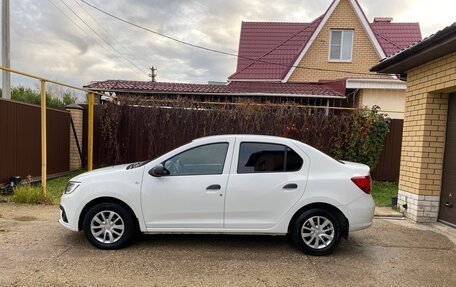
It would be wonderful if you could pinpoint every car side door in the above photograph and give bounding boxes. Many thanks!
[141,139,234,229]
[224,138,309,230]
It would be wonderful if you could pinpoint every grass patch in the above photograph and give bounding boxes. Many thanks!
[10,170,85,205]
[371,181,398,207]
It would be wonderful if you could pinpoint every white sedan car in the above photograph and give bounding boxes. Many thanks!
[60,135,374,256]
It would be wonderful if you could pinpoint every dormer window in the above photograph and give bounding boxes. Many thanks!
[329,30,353,62]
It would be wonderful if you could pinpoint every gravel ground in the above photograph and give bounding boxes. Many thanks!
[0,203,455,287]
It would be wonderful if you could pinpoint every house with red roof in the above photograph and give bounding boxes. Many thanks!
[87,0,421,118]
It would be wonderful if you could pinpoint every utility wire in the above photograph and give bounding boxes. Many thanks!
[72,0,146,68]
[80,0,376,77]
[59,0,147,76]
[47,0,119,58]
[47,0,146,77]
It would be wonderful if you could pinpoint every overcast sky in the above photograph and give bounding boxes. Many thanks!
[1,0,455,90]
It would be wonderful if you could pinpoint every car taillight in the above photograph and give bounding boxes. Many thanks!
[351,176,371,194]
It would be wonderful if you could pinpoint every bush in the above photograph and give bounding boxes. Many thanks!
[333,106,390,169]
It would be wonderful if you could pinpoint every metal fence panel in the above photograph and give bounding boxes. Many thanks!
[0,98,70,184]
[371,119,403,182]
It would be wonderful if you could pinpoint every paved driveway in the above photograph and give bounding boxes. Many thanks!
[0,203,455,286]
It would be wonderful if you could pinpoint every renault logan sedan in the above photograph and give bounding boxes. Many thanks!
[60,135,374,256]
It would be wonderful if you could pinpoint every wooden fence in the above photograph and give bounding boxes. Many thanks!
[82,103,403,182]
[0,98,70,184]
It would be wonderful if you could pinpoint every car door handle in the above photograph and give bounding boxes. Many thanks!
[283,183,298,189]
[206,184,221,190]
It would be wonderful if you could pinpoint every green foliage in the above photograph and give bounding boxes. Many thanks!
[334,106,390,169]
[11,86,41,105]
[10,170,85,205]
[63,91,78,106]
[9,86,77,109]
[11,183,52,204]
[371,181,398,207]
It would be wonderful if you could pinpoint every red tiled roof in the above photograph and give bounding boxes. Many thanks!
[228,17,323,81]
[370,22,422,56]
[229,15,421,80]
[85,80,345,98]
[371,22,456,73]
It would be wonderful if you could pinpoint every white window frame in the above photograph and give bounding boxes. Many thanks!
[328,29,354,62]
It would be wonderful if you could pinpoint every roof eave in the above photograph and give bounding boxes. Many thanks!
[86,88,345,99]
[371,24,456,74]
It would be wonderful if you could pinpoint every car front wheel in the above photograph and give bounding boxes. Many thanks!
[291,208,341,256]
[83,203,135,249]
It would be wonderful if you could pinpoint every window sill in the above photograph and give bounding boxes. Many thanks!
[328,60,352,63]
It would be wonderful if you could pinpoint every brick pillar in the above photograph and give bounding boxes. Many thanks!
[66,104,84,171]
[397,56,452,223]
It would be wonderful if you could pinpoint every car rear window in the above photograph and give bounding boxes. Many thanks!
[237,142,303,173]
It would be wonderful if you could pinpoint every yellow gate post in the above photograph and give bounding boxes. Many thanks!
[87,92,94,171]
[0,65,106,177]
[40,80,47,194]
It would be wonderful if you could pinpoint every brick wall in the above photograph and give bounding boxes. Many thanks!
[66,105,84,171]
[288,0,388,82]
[398,51,456,223]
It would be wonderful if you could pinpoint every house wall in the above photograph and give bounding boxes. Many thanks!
[288,0,387,82]
[398,51,456,223]
[360,89,405,119]
[354,90,363,108]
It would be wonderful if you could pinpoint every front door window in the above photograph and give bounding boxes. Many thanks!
[164,143,229,176]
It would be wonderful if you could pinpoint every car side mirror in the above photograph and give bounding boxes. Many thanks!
[148,164,165,177]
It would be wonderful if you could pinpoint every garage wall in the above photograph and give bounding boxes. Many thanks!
[398,51,456,223]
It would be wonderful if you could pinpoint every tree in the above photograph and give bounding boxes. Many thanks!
[9,86,73,108]
[62,91,77,106]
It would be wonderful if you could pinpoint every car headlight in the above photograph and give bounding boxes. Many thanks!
[64,181,80,194]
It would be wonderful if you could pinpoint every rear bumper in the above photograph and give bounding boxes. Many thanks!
[342,194,375,232]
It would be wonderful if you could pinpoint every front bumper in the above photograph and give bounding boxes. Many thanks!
[59,196,80,232]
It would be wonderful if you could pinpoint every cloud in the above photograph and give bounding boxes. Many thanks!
[1,0,455,90]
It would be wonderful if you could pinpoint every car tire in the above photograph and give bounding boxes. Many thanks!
[83,202,135,250]
[291,208,341,256]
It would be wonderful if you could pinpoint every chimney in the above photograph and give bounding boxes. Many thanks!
[374,17,393,23]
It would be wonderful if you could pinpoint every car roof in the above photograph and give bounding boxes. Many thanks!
[193,134,302,144]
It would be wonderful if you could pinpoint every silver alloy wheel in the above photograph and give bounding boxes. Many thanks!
[301,216,335,249]
[90,210,125,244]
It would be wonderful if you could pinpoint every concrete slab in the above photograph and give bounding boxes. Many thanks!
[0,203,454,286]
[374,206,404,218]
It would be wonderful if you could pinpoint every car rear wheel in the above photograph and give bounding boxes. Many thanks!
[83,203,135,249]
[291,208,341,256]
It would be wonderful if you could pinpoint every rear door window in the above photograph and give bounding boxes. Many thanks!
[237,142,303,173]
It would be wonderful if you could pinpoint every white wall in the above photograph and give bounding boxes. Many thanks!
[360,89,405,119]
